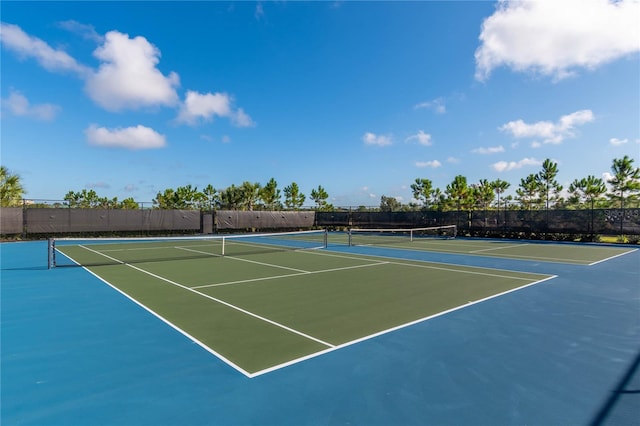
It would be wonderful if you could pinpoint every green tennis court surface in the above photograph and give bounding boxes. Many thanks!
[56,236,558,377]
[348,233,634,265]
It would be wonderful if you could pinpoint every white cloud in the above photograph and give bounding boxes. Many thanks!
[415,160,442,168]
[447,157,460,164]
[0,22,91,77]
[491,157,542,172]
[85,124,166,150]
[414,98,446,114]
[85,31,180,111]
[609,137,629,146]
[57,20,103,42]
[602,172,614,183]
[475,0,640,81]
[405,130,432,146]
[362,132,393,146]
[2,90,60,121]
[177,91,254,127]
[499,109,594,144]
[472,145,505,154]
[232,107,255,127]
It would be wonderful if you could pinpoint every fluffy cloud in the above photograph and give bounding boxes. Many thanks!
[415,160,442,168]
[499,110,594,144]
[85,31,180,111]
[0,22,91,77]
[475,0,640,81]
[609,138,629,146]
[405,130,432,146]
[176,91,254,127]
[85,124,166,150]
[362,132,393,146]
[472,145,505,154]
[491,157,541,172]
[2,90,59,121]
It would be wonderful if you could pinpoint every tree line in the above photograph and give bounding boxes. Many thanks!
[1,156,639,211]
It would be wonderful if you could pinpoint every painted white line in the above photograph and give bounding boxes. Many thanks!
[470,243,530,253]
[56,249,254,377]
[176,246,311,273]
[588,248,638,266]
[76,245,336,347]
[248,274,559,378]
[192,262,389,289]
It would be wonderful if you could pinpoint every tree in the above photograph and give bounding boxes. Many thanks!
[310,185,332,211]
[491,178,510,228]
[607,155,640,209]
[119,197,139,209]
[64,189,106,208]
[0,166,25,206]
[283,182,305,210]
[491,179,510,210]
[445,175,469,211]
[379,195,401,212]
[536,159,563,211]
[153,185,204,209]
[201,184,218,211]
[516,174,539,211]
[260,178,281,210]
[410,178,434,209]
[219,184,244,210]
[568,176,606,209]
[568,175,606,235]
[473,179,495,211]
[445,175,470,229]
[240,181,261,211]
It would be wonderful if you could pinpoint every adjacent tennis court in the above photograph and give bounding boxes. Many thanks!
[49,231,633,377]
[348,227,634,265]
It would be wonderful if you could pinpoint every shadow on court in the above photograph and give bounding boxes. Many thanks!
[590,347,640,425]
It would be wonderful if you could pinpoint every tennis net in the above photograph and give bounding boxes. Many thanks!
[48,229,328,268]
[348,225,456,247]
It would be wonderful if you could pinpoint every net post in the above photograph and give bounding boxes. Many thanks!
[47,238,56,269]
[222,236,226,256]
[410,229,414,242]
[348,228,353,246]
[323,228,328,248]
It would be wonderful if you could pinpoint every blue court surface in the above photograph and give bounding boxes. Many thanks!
[2,238,639,425]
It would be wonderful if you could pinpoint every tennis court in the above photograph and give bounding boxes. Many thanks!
[348,227,633,265]
[52,231,557,377]
[49,231,635,377]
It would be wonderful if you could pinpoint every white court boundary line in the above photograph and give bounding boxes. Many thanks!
[588,248,638,266]
[56,244,558,378]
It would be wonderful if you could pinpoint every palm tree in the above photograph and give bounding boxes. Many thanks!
[491,178,510,229]
[0,166,25,206]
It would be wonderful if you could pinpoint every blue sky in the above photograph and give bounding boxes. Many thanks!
[1,0,639,206]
